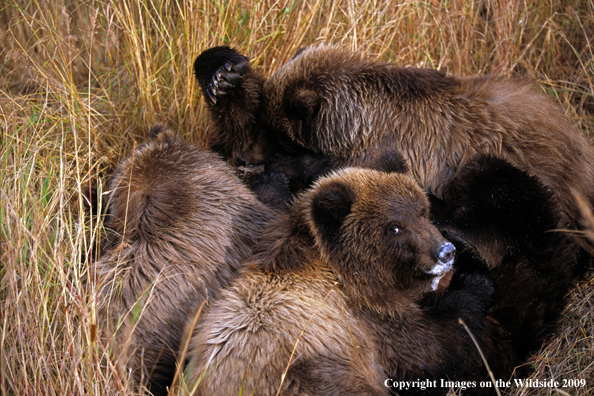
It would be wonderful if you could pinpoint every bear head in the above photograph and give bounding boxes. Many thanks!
[302,168,455,311]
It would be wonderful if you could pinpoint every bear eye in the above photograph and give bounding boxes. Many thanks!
[389,225,402,235]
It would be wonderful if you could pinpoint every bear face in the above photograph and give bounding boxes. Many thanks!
[181,167,499,396]
[305,168,456,308]
[94,125,273,396]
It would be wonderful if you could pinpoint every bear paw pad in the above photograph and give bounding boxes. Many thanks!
[206,60,249,105]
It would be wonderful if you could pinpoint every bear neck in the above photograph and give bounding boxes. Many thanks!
[251,209,321,274]
[332,262,424,316]
[313,242,426,315]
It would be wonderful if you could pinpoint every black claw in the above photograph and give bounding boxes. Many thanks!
[211,64,242,99]
[205,85,217,106]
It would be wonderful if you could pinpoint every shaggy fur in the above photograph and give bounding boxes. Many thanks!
[95,125,273,396]
[194,45,594,224]
[191,46,588,393]
[431,156,582,362]
[181,168,503,396]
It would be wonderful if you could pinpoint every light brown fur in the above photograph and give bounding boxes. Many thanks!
[94,126,273,396]
[181,168,499,396]
[182,269,387,395]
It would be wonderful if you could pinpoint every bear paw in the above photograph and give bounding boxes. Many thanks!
[194,46,250,106]
[205,60,249,105]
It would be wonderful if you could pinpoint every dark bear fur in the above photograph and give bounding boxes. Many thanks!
[193,45,594,226]
[251,147,410,209]
[94,125,273,396]
[431,155,582,362]
[193,46,267,166]
[181,168,507,396]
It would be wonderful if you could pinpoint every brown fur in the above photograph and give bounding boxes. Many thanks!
[195,45,594,225]
[94,126,273,396]
[268,46,594,225]
[181,168,501,396]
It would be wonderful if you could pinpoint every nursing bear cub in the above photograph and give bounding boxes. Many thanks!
[181,167,504,396]
[94,126,272,396]
[194,45,594,224]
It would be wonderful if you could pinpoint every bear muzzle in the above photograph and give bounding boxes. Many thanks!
[428,242,456,290]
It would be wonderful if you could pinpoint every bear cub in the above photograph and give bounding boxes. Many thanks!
[194,45,594,226]
[94,125,273,396]
[181,167,501,396]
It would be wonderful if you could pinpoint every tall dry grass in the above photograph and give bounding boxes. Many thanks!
[1,0,592,395]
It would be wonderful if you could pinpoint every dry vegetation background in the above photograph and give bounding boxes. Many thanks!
[1,0,593,395]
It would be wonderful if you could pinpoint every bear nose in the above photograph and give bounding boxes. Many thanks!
[438,242,456,264]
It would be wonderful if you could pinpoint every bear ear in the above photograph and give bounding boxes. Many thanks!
[290,47,307,60]
[286,89,321,122]
[285,88,322,147]
[149,123,171,139]
[309,180,355,247]
[362,149,409,174]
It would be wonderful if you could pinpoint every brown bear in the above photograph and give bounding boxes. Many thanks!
[179,167,506,396]
[193,45,594,225]
[94,125,273,396]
